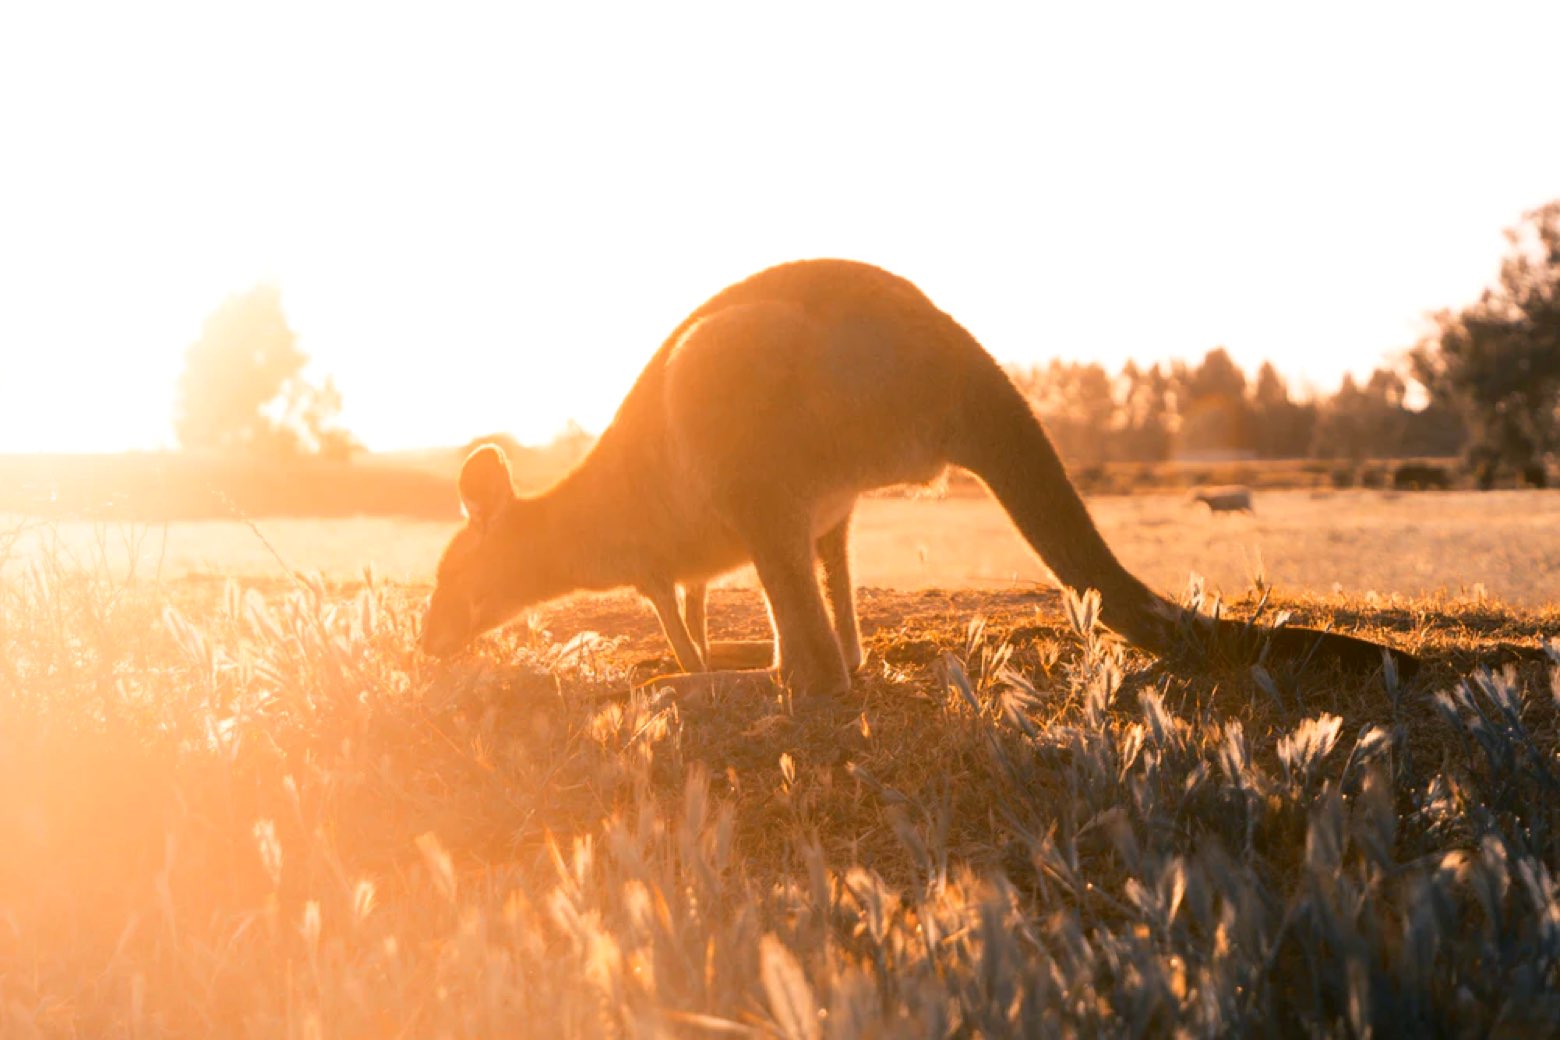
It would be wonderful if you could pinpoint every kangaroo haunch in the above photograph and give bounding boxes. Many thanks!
[421,259,1418,691]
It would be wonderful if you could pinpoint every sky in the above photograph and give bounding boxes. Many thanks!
[0,2,1556,453]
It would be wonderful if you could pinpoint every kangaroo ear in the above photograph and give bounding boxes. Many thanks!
[458,444,516,527]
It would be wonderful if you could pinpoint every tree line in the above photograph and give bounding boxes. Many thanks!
[1016,202,1560,482]
[1009,352,1464,467]
[173,203,1559,486]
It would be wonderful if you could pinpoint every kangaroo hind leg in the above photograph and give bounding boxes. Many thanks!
[816,513,863,673]
[743,514,851,697]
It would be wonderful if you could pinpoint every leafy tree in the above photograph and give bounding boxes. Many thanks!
[1311,374,1366,461]
[1412,201,1560,484]
[1249,362,1316,458]
[1185,347,1247,402]
[175,285,356,459]
[1021,360,1116,466]
[1311,368,1410,461]
[1115,361,1174,461]
[1399,400,1466,459]
[1179,348,1252,455]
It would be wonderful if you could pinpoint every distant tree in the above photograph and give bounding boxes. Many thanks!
[1179,348,1252,455]
[1399,400,1467,458]
[175,285,356,458]
[1115,361,1174,461]
[1022,361,1115,466]
[1412,201,1560,484]
[1311,368,1410,461]
[1185,347,1247,403]
[1311,374,1366,461]
[1248,362,1316,458]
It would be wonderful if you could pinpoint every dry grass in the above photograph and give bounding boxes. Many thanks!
[3,515,1559,1036]
[9,487,1560,605]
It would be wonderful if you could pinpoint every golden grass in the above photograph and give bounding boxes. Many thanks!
[9,487,1560,606]
[3,523,1559,1034]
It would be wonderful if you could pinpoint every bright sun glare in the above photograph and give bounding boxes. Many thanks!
[1,2,1557,454]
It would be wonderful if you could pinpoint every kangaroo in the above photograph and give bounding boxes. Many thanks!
[421,259,1418,692]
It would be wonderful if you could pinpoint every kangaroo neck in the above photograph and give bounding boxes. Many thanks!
[526,437,649,591]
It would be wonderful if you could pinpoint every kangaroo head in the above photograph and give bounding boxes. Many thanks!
[420,445,545,657]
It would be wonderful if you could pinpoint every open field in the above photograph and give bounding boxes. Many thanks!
[0,451,1484,523]
[8,488,1560,607]
[3,493,1560,1035]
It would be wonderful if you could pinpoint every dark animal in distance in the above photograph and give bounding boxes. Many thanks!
[1392,463,1451,491]
[1188,485,1254,514]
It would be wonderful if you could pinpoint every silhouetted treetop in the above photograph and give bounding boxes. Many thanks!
[175,285,356,460]
[1413,200,1560,484]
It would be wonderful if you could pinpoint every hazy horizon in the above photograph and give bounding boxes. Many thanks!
[0,345,1434,459]
[4,2,1557,454]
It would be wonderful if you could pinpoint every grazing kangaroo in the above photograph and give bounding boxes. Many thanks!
[421,260,1417,692]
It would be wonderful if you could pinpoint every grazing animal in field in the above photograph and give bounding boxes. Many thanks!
[421,259,1417,692]
[1392,463,1451,491]
[1188,485,1254,514]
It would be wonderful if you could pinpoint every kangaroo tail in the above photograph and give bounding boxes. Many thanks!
[946,356,1419,677]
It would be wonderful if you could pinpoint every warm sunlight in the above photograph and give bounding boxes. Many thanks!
[2,2,1557,453]
[9,6,1560,1035]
